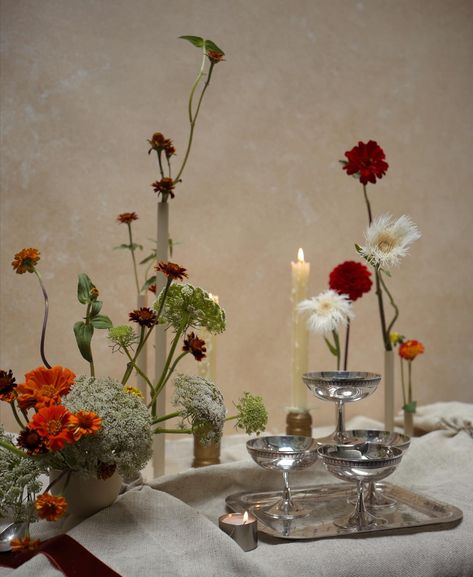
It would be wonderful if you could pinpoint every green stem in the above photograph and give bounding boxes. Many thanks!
[333,330,341,370]
[11,403,26,429]
[0,438,29,459]
[343,320,350,371]
[407,360,413,404]
[174,52,215,184]
[33,269,52,369]
[379,271,400,338]
[363,184,373,224]
[127,223,141,296]
[152,411,182,425]
[124,348,153,391]
[153,427,192,435]
[122,326,146,385]
[225,415,238,422]
[84,302,95,377]
[156,351,187,396]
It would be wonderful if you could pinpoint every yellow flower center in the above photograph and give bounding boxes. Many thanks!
[40,384,57,398]
[47,419,63,435]
[376,232,396,253]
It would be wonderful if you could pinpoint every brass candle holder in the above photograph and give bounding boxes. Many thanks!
[286,410,313,437]
[192,434,221,468]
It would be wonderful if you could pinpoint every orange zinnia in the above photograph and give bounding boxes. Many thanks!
[10,536,41,552]
[16,365,75,410]
[399,339,425,361]
[11,247,41,274]
[35,493,67,521]
[68,410,102,441]
[29,405,75,451]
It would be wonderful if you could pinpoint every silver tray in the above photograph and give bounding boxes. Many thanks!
[225,483,463,540]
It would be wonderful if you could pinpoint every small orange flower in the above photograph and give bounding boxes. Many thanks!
[12,248,40,274]
[117,212,138,224]
[29,405,75,451]
[68,411,102,441]
[16,366,75,410]
[156,261,188,281]
[182,332,207,361]
[10,536,41,552]
[399,339,425,361]
[124,385,144,398]
[0,369,16,402]
[207,50,225,63]
[35,493,67,521]
[148,132,167,152]
[151,177,175,199]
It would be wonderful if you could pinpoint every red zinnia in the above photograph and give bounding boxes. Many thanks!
[156,261,188,281]
[182,332,207,361]
[151,177,175,199]
[117,212,138,224]
[343,140,389,185]
[35,493,67,521]
[329,261,372,302]
[129,307,157,328]
[16,365,76,410]
[399,340,425,361]
[0,369,16,402]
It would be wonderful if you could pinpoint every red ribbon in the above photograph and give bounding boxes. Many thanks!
[0,534,122,576]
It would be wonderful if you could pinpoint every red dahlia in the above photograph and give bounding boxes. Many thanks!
[129,307,157,328]
[329,261,372,302]
[343,140,389,185]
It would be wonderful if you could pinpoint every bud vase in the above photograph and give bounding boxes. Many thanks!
[192,435,220,467]
[404,411,415,437]
[50,469,122,530]
[384,349,395,431]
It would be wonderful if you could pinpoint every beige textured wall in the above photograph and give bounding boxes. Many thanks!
[1,0,473,434]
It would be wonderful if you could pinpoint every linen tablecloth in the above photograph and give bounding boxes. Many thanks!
[1,417,472,577]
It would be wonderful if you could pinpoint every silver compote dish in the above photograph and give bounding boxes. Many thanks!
[345,430,410,508]
[318,442,403,530]
[246,435,319,520]
[303,371,381,445]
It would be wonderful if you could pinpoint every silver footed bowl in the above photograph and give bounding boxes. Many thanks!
[247,436,319,520]
[344,430,410,508]
[303,371,381,445]
[318,443,403,530]
[303,371,381,402]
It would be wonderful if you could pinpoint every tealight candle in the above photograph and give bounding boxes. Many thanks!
[218,511,258,551]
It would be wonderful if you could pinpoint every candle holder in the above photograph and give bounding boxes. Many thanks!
[286,410,313,437]
[192,434,221,468]
[218,512,258,551]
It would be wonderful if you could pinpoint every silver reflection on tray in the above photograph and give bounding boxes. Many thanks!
[318,443,403,531]
[345,429,410,508]
[303,371,381,445]
[246,435,318,520]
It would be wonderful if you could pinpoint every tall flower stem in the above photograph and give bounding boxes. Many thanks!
[343,320,351,371]
[152,411,182,425]
[174,50,215,184]
[33,269,52,369]
[84,302,95,377]
[407,360,413,406]
[127,223,141,296]
[361,185,391,350]
[378,271,399,337]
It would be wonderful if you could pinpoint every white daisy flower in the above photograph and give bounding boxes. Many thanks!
[359,214,421,268]
[297,289,354,335]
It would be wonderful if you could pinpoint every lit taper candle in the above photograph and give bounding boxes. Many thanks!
[291,248,310,410]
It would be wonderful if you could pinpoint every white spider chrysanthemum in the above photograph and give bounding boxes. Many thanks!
[297,289,354,335]
[359,214,421,268]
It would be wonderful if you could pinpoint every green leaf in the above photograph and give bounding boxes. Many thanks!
[403,401,417,413]
[139,251,158,265]
[180,35,204,48]
[90,315,113,329]
[90,300,103,317]
[77,273,94,304]
[113,243,143,251]
[141,276,157,292]
[73,321,94,362]
[354,243,363,254]
[179,36,224,55]
[324,337,339,357]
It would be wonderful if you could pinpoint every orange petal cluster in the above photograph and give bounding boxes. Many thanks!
[11,247,40,274]
[29,405,75,451]
[16,366,76,410]
[399,339,425,361]
[68,410,102,441]
[35,493,67,521]
[10,536,41,552]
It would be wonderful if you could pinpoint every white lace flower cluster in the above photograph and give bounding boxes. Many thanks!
[154,283,226,334]
[0,427,43,521]
[172,374,226,445]
[59,376,152,479]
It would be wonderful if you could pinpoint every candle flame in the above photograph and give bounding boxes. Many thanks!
[297,248,304,262]
[243,511,249,524]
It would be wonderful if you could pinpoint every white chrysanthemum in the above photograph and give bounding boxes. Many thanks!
[297,289,353,335]
[359,214,421,268]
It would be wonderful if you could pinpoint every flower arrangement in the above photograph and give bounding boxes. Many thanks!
[298,260,372,370]
[0,36,268,549]
[391,334,425,415]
